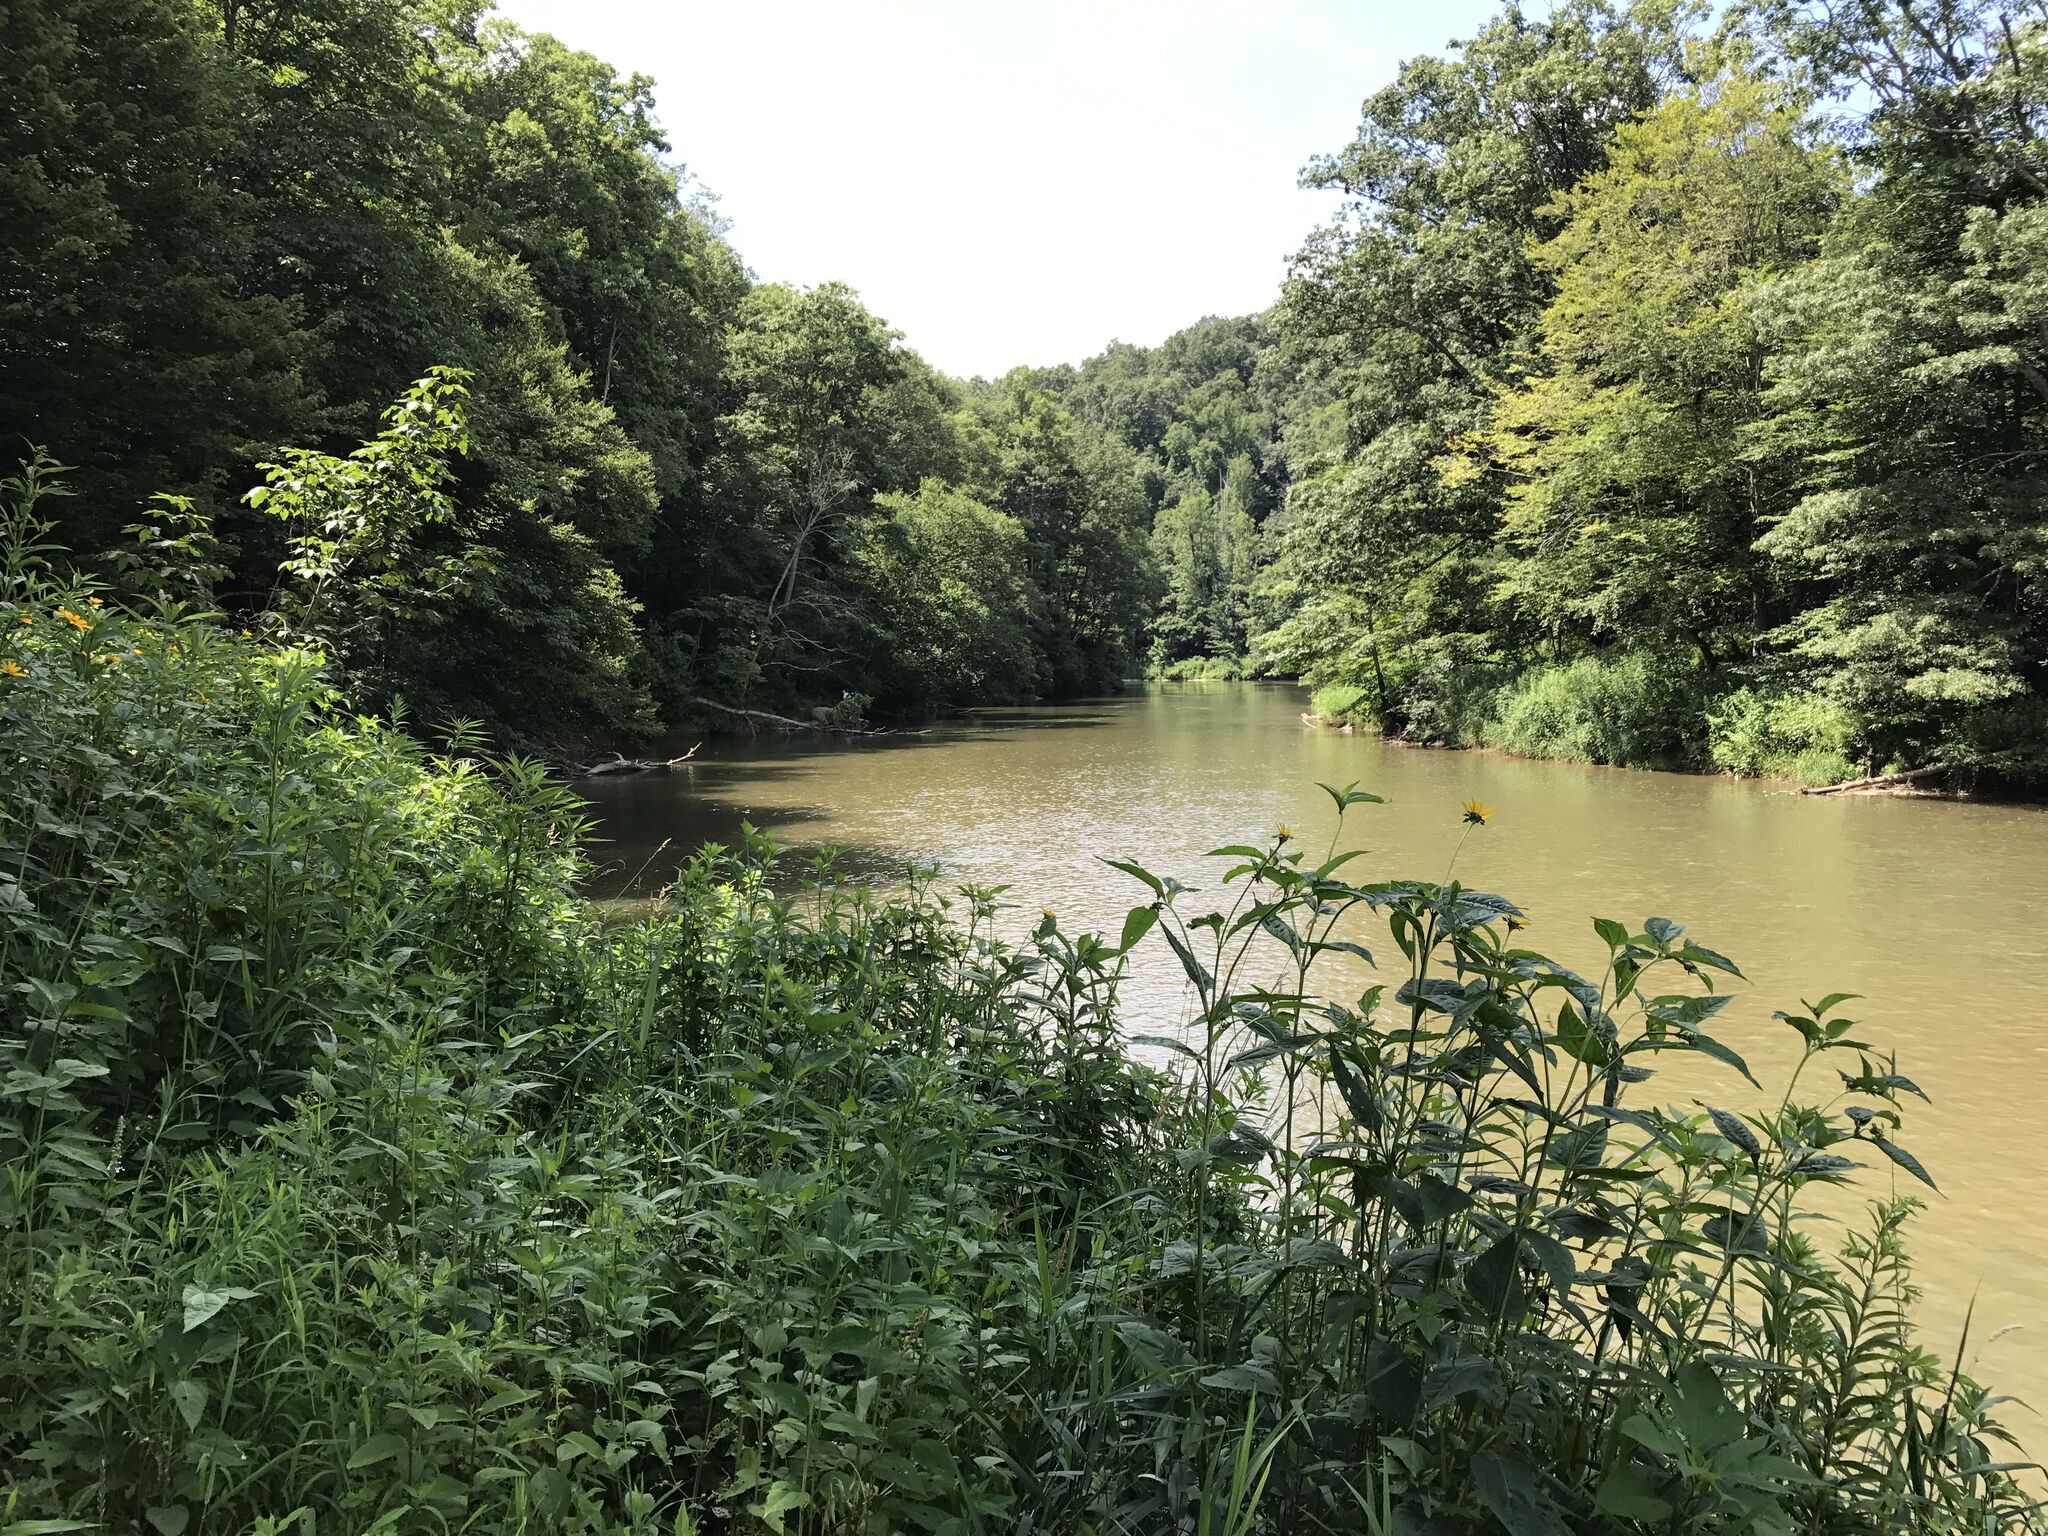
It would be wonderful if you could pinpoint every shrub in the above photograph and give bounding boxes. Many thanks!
[1396,638,1504,746]
[820,688,871,729]
[1154,653,1251,682]
[1708,686,1862,785]
[1485,651,1718,768]
[1308,680,1373,723]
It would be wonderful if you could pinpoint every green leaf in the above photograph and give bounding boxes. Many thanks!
[1422,1354,1502,1411]
[1702,1209,1770,1255]
[169,1379,206,1431]
[181,1284,258,1332]
[1118,903,1159,954]
[1707,1107,1762,1157]
[1876,1137,1937,1190]
[476,1385,539,1415]
[1470,1451,1570,1536]
[1201,1361,1282,1393]
[347,1432,408,1471]
[1554,999,1611,1067]
[146,1508,191,1536]
[755,1482,810,1534]
[1465,1232,1528,1320]
[1594,1460,1672,1522]
[1101,857,1163,897]
[1670,1360,1745,1453]
[1160,924,1214,995]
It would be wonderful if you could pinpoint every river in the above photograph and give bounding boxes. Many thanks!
[579,680,2048,1431]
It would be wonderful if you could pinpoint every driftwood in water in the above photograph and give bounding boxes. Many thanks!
[1801,764,1951,796]
[578,744,699,778]
[687,696,934,736]
[690,696,829,731]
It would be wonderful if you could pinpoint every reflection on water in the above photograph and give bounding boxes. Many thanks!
[579,681,2048,1427]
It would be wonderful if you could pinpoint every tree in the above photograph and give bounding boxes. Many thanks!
[847,482,1035,708]
[0,0,312,538]
[1259,1,1689,727]
[980,381,1156,695]
[1472,70,1843,665]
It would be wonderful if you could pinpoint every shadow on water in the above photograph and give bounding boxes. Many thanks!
[578,694,1136,896]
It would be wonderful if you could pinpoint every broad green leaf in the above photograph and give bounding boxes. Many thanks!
[181,1285,258,1333]
[169,1379,206,1432]
[1470,1450,1569,1536]
[346,1432,408,1471]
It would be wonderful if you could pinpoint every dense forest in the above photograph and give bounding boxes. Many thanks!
[2,0,1157,743]
[1041,0,2048,788]
[9,0,2047,783]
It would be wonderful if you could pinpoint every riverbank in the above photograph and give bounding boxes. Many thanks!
[1294,651,2048,796]
[1299,709,2011,798]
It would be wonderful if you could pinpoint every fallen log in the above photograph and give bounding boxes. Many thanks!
[1801,764,1950,796]
[577,744,700,777]
[690,696,829,731]
[685,697,934,738]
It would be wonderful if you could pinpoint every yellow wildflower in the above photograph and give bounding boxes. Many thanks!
[1460,798,1495,826]
[1276,823,1295,842]
[14,613,29,625]
[1040,907,1056,921]
[0,660,24,678]
[86,596,103,607]
[240,628,253,638]
[55,607,91,632]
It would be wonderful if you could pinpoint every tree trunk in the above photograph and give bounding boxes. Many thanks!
[1801,764,1952,796]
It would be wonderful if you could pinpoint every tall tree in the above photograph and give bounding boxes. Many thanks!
[0,0,311,536]
[1473,70,1843,666]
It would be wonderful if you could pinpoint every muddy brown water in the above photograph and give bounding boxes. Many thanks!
[579,680,2048,1435]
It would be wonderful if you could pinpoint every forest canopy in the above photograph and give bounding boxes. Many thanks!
[4,0,2047,783]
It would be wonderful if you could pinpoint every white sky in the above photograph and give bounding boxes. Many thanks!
[495,0,1503,379]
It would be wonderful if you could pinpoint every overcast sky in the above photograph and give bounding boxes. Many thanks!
[494,0,1504,378]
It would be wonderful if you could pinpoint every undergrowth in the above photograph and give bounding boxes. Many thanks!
[2,467,2040,1533]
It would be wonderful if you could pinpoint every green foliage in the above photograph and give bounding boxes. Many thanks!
[1707,686,1862,784]
[1485,651,1719,768]
[1261,1,2048,785]
[1476,70,1842,658]
[1307,681,1372,723]
[846,482,1035,708]
[977,380,1157,696]
[1155,653,1253,682]
[2,0,1174,743]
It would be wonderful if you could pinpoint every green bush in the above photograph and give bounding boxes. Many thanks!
[1153,653,1251,682]
[1485,651,1718,768]
[1708,686,1862,785]
[1396,639,1504,746]
[1308,680,1373,723]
